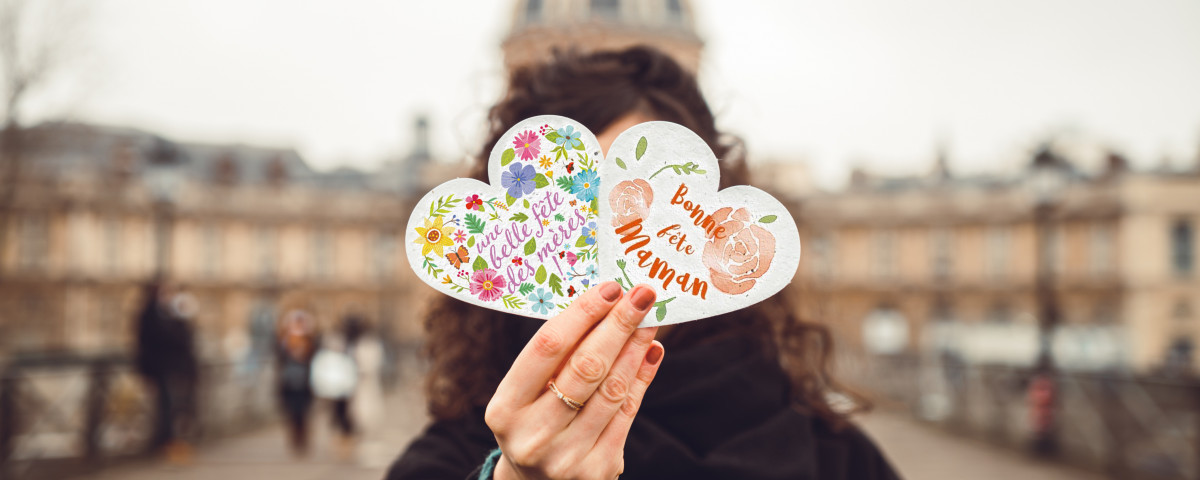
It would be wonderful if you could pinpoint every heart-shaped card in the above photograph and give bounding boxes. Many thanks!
[405,116,800,327]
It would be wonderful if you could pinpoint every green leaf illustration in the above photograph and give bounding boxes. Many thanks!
[523,199,531,208]
[653,297,675,323]
[464,213,486,234]
[518,282,536,296]
[427,194,459,218]
[589,196,599,213]
[635,136,648,160]
[501,294,526,310]
[500,148,515,167]
[548,274,564,296]
[535,265,547,284]
[555,175,574,192]
[575,235,590,248]
[471,256,487,272]
[506,193,517,206]
[524,238,537,255]
[534,173,550,188]
[467,236,476,248]
[759,215,778,224]
[554,213,565,222]
[509,212,530,222]
[544,131,561,143]
[615,157,627,169]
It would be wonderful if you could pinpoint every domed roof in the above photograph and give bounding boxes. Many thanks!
[503,0,703,72]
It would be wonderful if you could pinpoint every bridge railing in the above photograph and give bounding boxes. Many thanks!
[837,352,1200,480]
[0,354,276,480]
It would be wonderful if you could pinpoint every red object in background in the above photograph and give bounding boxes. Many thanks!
[1028,374,1056,433]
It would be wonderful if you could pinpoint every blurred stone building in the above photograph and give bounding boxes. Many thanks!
[793,151,1200,374]
[0,122,426,361]
[504,0,703,72]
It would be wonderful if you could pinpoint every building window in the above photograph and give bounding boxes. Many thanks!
[1171,220,1194,276]
[987,226,1010,280]
[203,223,223,279]
[930,228,953,281]
[1090,223,1112,277]
[590,0,620,18]
[103,216,122,275]
[373,230,395,281]
[872,229,896,280]
[312,228,334,280]
[256,226,277,279]
[1174,300,1193,321]
[931,300,955,323]
[985,303,1012,324]
[666,0,684,21]
[812,232,835,281]
[18,214,49,271]
[524,0,542,22]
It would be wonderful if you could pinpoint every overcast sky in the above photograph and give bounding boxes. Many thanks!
[22,0,1200,187]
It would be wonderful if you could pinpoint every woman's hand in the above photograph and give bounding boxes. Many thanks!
[485,281,664,480]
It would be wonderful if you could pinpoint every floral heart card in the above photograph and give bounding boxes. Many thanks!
[406,115,800,327]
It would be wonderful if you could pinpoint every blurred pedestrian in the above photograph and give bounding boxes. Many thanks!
[275,307,320,456]
[134,279,199,464]
[310,313,385,461]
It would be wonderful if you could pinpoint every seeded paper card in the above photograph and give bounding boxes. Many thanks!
[406,116,800,327]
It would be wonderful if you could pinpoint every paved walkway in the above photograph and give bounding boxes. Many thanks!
[857,411,1105,480]
[75,380,428,480]
[76,384,1104,480]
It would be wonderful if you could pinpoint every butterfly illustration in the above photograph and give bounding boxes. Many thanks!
[558,251,566,259]
[569,200,577,207]
[445,246,470,269]
[565,161,575,174]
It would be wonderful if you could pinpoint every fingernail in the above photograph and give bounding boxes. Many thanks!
[630,286,655,311]
[600,282,622,301]
[645,342,663,365]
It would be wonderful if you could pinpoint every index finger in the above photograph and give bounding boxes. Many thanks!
[495,281,625,404]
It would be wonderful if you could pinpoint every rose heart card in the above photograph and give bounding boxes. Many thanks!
[405,115,800,327]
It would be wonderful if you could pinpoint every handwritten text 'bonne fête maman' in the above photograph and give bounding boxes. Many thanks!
[614,183,728,299]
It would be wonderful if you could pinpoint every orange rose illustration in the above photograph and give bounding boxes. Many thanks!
[609,179,654,227]
[702,207,776,295]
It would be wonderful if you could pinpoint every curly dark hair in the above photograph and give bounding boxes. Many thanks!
[422,46,867,427]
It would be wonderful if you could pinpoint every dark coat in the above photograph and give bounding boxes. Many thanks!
[388,333,901,480]
[135,302,198,382]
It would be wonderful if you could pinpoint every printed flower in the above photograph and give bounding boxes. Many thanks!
[469,269,507,302]
[541,219,550,227]
[413,216,455,257]
[513,130,541,161]
[582,221,598,245]
[453,229,467,243]
[702,207,776,295]
[609,179,654,227]
[571,169,600,202]
[465,194,484,211]
[512,257,523,266]
[584,264,598,279]
[554,125,583,149]
[527,288,555,315]
[538,155,553,170]
[545,170,554,179]
[565,251,578,266]
[501,162,537,199]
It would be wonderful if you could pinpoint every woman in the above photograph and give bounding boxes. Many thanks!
[134,279,198,463]
[276,307,320,456]
[388,46,899,480]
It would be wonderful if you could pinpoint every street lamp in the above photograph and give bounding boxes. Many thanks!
[144,139,183,276]
[1027,143,1070,456]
